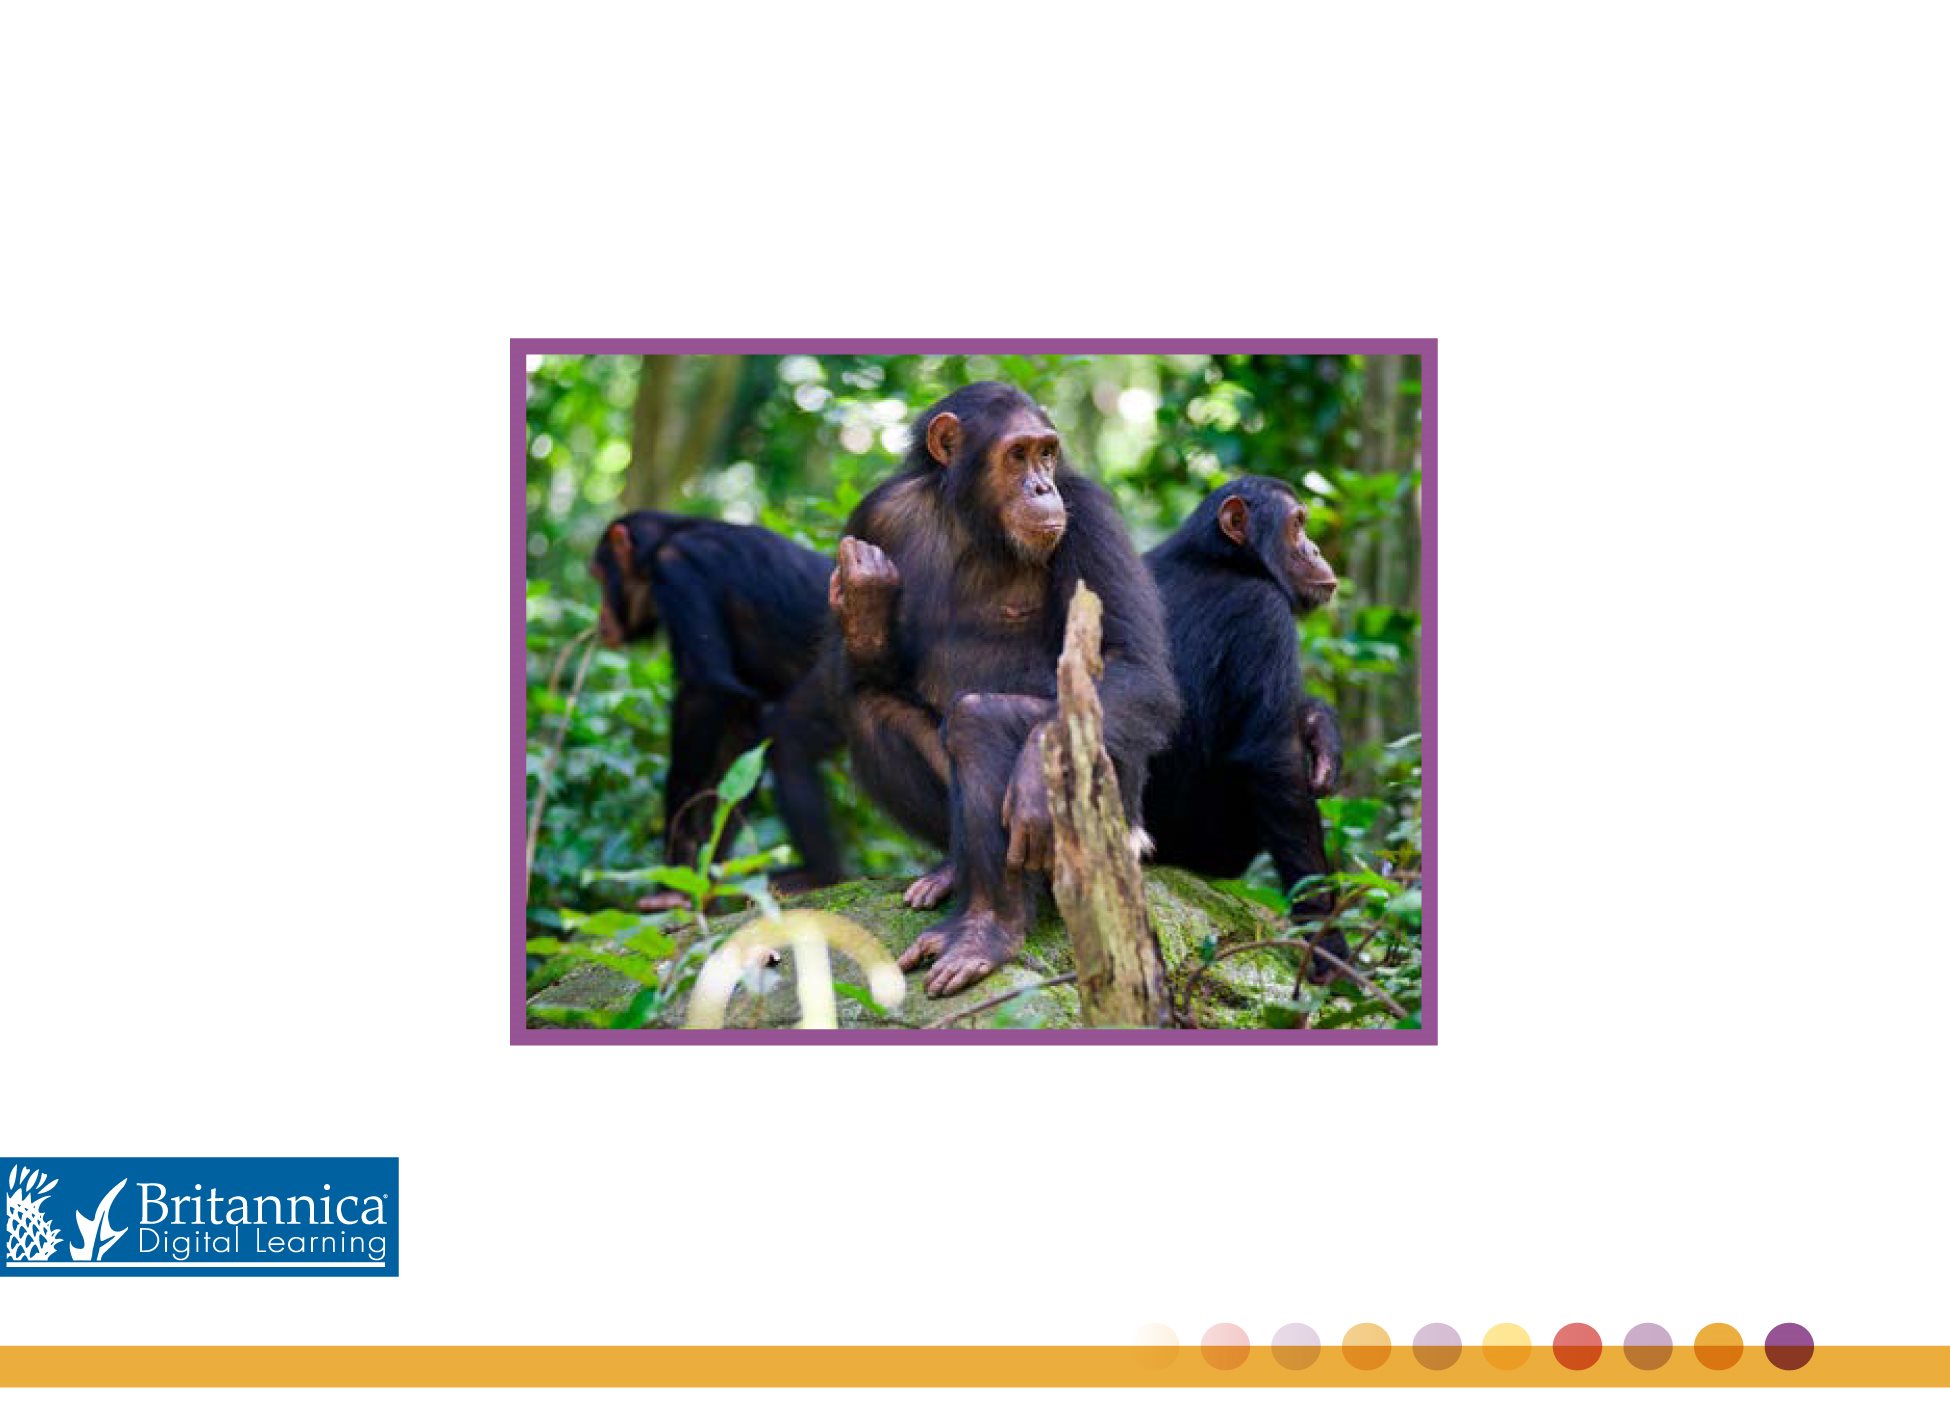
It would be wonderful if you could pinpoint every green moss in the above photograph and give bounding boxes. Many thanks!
[527,869,1296,1032]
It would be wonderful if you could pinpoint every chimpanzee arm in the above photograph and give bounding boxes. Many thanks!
[828,534,906,691]
[1298,694,1342,797]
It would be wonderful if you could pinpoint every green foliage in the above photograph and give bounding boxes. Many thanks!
[526,748,781,1027]
[523,352,1424,1030]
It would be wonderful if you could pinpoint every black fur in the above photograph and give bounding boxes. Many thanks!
[1142,476,1350,983]
[592,513,842,882]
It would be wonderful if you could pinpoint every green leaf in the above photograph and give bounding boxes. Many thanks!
[713,848,789,879]
[525,936,563,958]
[1214,878,1287,912]
[715,742,768,807]
[635,866,712,900]
[1260,1000,1305,1029]
[831,982,891,1018]
[577,909,642,939]
[622,925,677,959]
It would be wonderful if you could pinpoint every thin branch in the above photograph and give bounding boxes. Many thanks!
[1293,917,1386,1003]
[524,630,599,904]
[925,972,1078,1029]
[1181,936,1408,1022]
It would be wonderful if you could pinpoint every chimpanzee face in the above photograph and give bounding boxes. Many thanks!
[591,523,659,647]
[1218,486,1338,613]
[927,407,1069,563]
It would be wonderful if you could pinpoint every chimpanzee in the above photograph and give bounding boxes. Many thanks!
[824,382,1181,997]
[1140,476,1353,983]
[589,513,843,906]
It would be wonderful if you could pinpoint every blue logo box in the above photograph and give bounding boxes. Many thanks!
[5,1157,398,1277]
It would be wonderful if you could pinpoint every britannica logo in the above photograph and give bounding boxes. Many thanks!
[2,1158,398,1277]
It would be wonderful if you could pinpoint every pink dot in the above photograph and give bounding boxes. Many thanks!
[1201,1323,1250,1370]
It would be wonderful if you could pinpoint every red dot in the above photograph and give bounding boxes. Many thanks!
[1553,1323,1603,1370]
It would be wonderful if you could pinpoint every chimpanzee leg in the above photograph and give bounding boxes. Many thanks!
[664,683,760,867]
[899,693,1054,998]
[764,676,847,894]
[842,691,952,849]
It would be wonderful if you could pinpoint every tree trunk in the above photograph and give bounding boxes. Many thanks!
[1042,582,1171,1028]
[669,354,744,492]
[625,355,680,508]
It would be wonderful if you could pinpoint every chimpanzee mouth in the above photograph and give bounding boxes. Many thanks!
[1295,580,1338,611]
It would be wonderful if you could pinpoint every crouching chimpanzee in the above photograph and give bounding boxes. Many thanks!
[590,513,843,908]
[824,383,1181,997]
[1141,476,1353,983]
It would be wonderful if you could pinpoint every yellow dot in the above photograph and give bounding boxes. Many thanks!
[1135,1323,1179,1371]
[1695,1323,1744,1371]
[1343,1323,1392,1371]
[1483,1322,1532,1370]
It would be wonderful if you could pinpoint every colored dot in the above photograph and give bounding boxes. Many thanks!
[1411,1323,1461,1370]
[1343,1323,1392,1371]
[1135,1323,1179,1370]
[1483,1323,1532,1370]
[1764,1323,1814,1372]
[1201,1323,1249,1370]
[1695,1323,1744,1371]
[1552,1323,1603,1370]
[1271,1324,1320,1371]
[1623,1323,1672,1371]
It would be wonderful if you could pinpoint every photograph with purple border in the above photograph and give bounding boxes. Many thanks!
[514,343,1434,1044]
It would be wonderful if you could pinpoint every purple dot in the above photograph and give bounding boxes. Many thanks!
[1270,1323,1320,1370]
[1623,1322,1673,1371]
[1412,1323,1461,1370]
[1764,1323,1814,1371]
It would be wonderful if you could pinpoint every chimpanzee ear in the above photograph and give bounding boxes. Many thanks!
[925,412,962,467]
[605,522,636,573]
[1217,495,1250,547]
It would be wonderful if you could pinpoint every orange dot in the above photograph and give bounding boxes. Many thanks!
[1483,1323,1532,1370]
[1695,1323,1744,1370]
[1343,1323,1392,1371]
[1552,1323,1603,1370]
[1201,1323,1249,1370]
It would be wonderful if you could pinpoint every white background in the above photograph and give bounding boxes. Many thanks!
[3,2,1945,1420]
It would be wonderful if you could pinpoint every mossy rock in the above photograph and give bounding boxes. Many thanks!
[526,867,1301,1031]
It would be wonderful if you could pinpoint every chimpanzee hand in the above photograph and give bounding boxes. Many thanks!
[829,536,901,658]
[1000,723,1055,873]
[1299,697,1342,798]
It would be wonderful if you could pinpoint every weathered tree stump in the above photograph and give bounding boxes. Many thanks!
[1042,582,1171,1028]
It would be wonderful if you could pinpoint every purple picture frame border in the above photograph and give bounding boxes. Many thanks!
[511,340,1437,1046]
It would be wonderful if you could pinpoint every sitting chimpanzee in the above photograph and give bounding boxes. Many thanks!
[823,382,1181,997]
[1141,476,1353,983]
[590,513,843,907]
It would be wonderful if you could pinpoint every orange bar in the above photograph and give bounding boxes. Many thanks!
[1,1346,1947,1388]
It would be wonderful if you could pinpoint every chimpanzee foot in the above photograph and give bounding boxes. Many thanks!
[898,911,1023,998]
[1304,926,1354,985]
[902,861,957,909]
